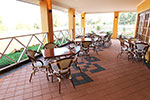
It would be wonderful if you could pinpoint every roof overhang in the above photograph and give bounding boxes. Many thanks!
[17,0,144,13]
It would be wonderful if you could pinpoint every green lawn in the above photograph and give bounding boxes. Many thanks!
[0,45,43,68]
[0,38,69,68]
[55,39,68,45]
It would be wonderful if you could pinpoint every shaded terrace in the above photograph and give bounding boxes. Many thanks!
[0,40,150,100]
[1,0,150,100]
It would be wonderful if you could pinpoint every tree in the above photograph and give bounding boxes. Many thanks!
[119,12,136,25]
[33,23,40,29]
[86,16,102,25]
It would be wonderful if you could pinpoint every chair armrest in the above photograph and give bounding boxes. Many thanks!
[49,60,57,64]
[36,60,44,66]
[34,50,42,55]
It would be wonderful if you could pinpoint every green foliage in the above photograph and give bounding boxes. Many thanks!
[0,45,43,68]
[0,15,41,34]
[0,16,2,24]
[55,39,67,45]
[53,13,64,27]
[107,31,112,35]
[91,30,95,33]
[86,17,102,25]
[121,32,134,38]
[119,12,136,25]
[123,27,126,32]
[0,52,27,67]
[75,22,79,26]
[16,23,37,31]
[96,26,101,30]
[33,23,40,29]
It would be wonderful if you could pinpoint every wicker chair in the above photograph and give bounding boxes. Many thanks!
[126,38,137,60]
[91,35,102,54]
[44,42,57,49]
[25,50,50,82]
[50,57,75,94]
[81,41,92,57]
[117,39,129,58]
[71,47,82,73]
[134,43,149,61]
[76,35,84,38]
[103,34,112,48]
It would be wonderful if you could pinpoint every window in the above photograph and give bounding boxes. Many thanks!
[118,12,136,38]
[0,0,41,36]
[136,10,150,42]
[86,13,114,33]
[52,9,68,30]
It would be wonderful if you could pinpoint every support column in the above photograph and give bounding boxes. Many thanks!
[68,8,75,40]
[112,11,119,39]
[81,13,86,36]
[40,0,54,43]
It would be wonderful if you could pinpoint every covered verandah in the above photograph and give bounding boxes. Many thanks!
[0,0,150,100]
[0,40,150,100]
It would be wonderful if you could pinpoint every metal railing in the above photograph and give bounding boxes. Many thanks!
[0,32,48,68]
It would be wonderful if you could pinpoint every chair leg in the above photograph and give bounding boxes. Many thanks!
[76,65,82,73]
[78,66,82,73]
[117,53,120,58]
[94,46,98,55]
[74,62,82,73]
[29,71,34,82]
[48,64,54,83]
[70,78,75,89]
[96,49,98,55]
[117,51,123,58]
[57,77,61,94]
[59,82,61,94]
[46,68,49,81]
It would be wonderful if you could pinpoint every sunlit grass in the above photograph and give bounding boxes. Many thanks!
[0,45,43,68]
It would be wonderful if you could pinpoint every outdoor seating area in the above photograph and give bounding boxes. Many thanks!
[117,35,149,62]
[0,0,150,100]
[1,40,150,100]
[24,32,112,94]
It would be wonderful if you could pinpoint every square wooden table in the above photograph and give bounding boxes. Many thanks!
[74,38,92,42]
[41,47,74,59]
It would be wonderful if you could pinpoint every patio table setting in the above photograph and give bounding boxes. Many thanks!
[41,47,74,59]
[96,32,108,39]
[74,37,92,42]
[118,36,149,62]
[23,40,84,94]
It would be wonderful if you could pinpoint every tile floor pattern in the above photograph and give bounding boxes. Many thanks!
[1,39,150,100]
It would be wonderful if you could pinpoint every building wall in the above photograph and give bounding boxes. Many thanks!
[136,0,150,61]
[137,0,150,13]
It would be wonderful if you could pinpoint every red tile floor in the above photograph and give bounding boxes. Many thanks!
[1,39,150,100]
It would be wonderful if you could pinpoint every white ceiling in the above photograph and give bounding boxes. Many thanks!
[17,0,39,5]
[17,0,143,13]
